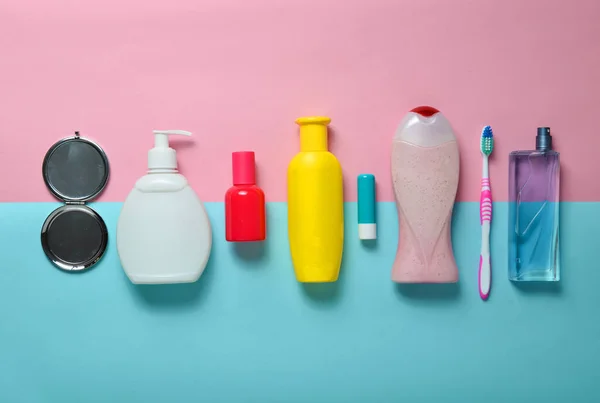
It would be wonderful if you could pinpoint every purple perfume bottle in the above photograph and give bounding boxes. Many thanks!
[508,127,560,281]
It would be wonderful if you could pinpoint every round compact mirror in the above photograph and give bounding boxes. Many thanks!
[41,132,110,272]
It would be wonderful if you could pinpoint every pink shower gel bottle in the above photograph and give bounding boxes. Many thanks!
[391,106,460,283]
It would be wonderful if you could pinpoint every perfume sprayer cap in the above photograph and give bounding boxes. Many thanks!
[536,127,552,151]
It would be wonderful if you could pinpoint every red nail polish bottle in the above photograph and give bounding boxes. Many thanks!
[225,151,266,242]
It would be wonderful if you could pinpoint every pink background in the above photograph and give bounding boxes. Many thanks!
[1,0,599,203]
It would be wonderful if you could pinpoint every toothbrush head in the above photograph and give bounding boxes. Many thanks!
[480,125,494,156]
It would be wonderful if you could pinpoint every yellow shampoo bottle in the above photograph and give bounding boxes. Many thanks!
[287,116,344,282]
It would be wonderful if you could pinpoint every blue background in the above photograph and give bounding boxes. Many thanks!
[0,202,598,403]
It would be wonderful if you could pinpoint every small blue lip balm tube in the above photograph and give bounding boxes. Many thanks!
[357,174,376,240]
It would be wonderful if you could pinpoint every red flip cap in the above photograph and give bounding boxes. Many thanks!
[410,106,439,117]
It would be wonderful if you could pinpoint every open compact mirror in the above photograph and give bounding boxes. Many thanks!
[41,131,110,271]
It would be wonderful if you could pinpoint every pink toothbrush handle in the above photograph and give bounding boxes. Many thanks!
[480,179,492,224]
[479,179,492,300]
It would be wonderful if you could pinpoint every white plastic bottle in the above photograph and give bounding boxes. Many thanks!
[117,130,212,284]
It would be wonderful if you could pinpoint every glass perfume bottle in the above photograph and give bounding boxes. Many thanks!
[508,127,560,281]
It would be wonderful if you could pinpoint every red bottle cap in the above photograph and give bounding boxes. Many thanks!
[232,151,256,185]
[410,106,439,117]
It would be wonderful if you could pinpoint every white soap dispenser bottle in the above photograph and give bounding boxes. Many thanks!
[117,130,212,284]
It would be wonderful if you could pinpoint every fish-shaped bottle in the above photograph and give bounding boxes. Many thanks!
[391,106,460,283]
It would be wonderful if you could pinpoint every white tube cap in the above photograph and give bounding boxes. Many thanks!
[358,223,377,240]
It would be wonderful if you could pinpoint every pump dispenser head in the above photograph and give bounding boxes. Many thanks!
[148,130,191,171]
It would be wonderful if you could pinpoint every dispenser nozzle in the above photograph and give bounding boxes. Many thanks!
[149,130,192,171]
[152,130,192,147]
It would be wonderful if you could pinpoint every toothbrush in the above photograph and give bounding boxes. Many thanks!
[479,126,494,300]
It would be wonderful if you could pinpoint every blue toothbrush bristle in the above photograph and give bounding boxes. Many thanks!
[480,125,494,156]
[482,125,493,138]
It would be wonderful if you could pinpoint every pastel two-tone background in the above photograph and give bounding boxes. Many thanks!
[1,1,599,402]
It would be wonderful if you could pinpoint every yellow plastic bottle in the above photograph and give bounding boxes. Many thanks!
[287,116,344,282]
